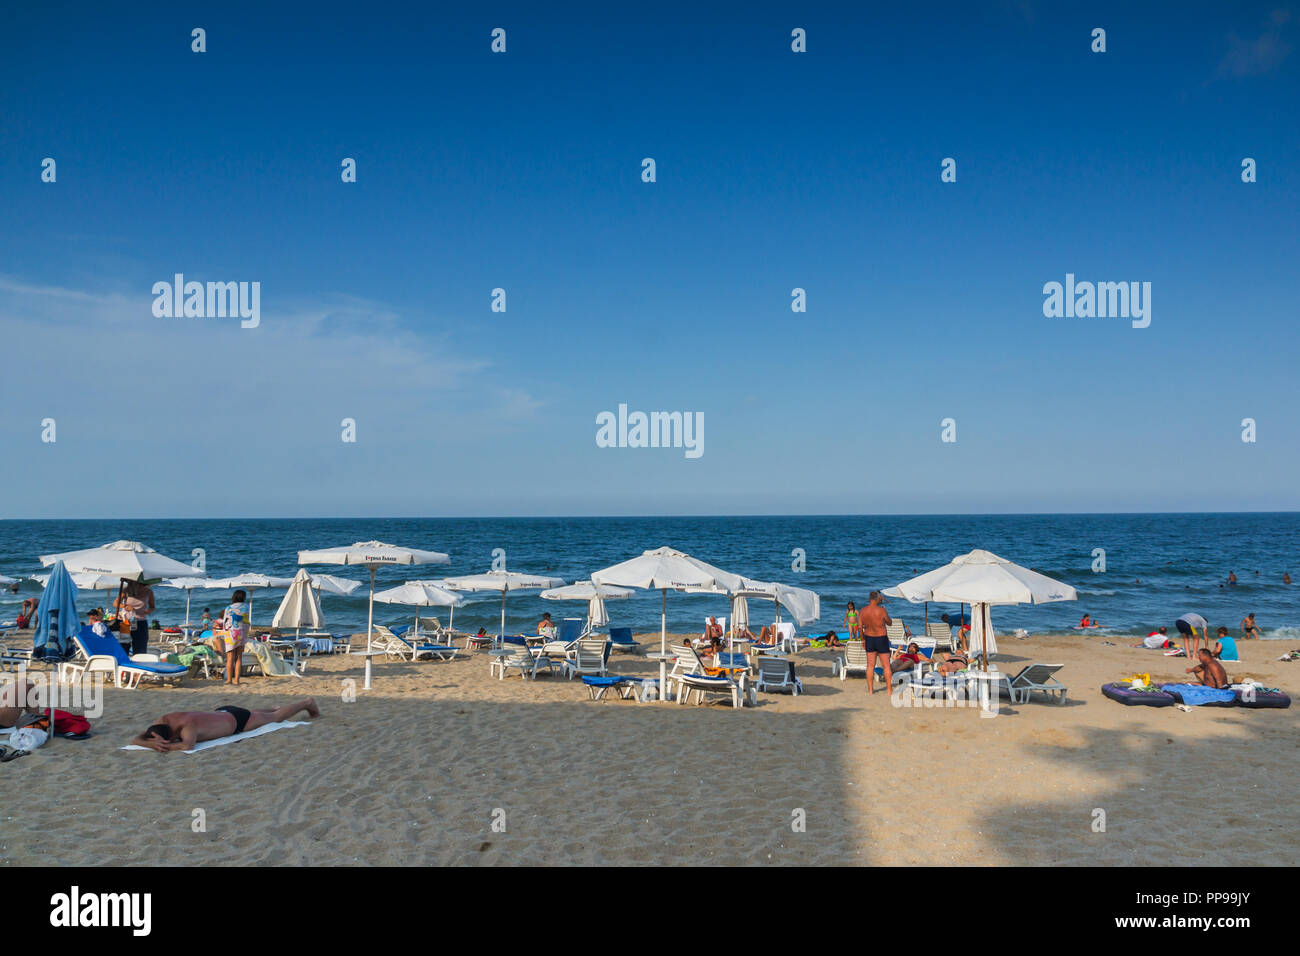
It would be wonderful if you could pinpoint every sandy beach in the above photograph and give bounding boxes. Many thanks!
[1,629,1294,867]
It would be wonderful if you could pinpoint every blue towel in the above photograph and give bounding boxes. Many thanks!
[1160,683,1235,706]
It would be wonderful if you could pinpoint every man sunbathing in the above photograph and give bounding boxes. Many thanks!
[702,616,724,654]
[131,697,321,752]
[1186,649,1228,689]
[891,642,927,673]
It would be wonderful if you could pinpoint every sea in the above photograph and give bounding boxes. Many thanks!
[2,514,1297,640]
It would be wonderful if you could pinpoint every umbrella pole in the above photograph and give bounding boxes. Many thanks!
[500,589,506,649]
[185,590,192,625]
[660,589,668,701]
[366,567,376,653]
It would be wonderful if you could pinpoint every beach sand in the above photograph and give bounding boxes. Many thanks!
[1,630,1295,866]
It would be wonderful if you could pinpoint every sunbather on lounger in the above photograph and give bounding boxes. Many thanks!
[932,653,969,677]
[1186,649,1228,689]
[131,697,321,752]
[891,642,926,673]
[0,680,41,728]
[702,616,724,654]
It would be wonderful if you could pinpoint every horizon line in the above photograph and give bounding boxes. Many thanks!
[2,509,1298,522]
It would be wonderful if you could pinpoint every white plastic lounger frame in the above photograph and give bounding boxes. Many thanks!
[753,656,802,695]
[1003,663,1068,704]
[489,646,555,680]
[833,641,870,680]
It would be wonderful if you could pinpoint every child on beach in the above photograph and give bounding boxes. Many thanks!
[88,608,112,639]
[843,602,860,641]
[1240,613,1261,640]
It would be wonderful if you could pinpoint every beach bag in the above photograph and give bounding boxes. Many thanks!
[27,710,92,738]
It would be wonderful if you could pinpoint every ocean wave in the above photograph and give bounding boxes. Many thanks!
[1259,626,1300,641]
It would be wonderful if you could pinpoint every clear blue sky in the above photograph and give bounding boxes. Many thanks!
[2,1,1297,517]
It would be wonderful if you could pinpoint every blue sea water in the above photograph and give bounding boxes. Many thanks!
[1,514,1297,640]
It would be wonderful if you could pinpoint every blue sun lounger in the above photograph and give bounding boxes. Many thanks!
[608,626,641,652]
[66,627,188,689]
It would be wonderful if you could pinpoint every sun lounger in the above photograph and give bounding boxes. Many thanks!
[581,674,643,700]
[489,645,555,680]
[886,620,909,649]
[564,638,611,679]
[754,656,802,695]
[998,663,1068,704]
[64,627,188,689]
[833,640,870,680]
[926,620,956,652]
[246,640,305,677]
[608,626,641,653]
[672,643,753,707]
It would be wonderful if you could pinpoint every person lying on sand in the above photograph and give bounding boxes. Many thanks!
[0,680,41,728]
[1186,650,1228,689]
[131,697,321,753]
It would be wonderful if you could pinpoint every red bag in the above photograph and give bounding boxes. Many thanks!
[29,710,92,738]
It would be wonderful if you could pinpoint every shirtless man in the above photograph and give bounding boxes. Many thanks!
[859,591,892,694]
[702,616,724,655]
[1240,613,1261,640]
[1186,649,1227,689]
[130,697,320,753]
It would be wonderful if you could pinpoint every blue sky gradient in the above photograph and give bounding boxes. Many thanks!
[2,1,1297,517]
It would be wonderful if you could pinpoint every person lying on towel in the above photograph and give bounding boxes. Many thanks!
[130,697,320,752]
[1186,649,1228,689]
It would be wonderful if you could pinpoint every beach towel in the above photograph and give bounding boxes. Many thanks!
[1159,683,1235,706]
[120,720,310,753]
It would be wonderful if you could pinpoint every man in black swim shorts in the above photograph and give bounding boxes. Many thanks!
[130,698,321,752]
[859,591,893,694]
[216,705,251,735]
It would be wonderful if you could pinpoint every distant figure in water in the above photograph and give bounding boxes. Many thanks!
[1227,571,1238,586]
[1240,613,1261,639]
[1285,572,1293,585]
[1079,614,1099,628]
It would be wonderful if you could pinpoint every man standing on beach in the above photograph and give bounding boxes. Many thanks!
[1175,612,1208,660]
[860,591,892,695]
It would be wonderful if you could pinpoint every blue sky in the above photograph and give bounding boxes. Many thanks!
[2,1,1297,517]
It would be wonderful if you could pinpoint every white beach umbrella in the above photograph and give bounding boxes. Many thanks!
[161,576,213,625]
[310,574,363,597]
[889,549,1077,669]
[735,579,822,627]
[32,570,125,619]
[272,569,326,635]
[591,547,744,699]
[441,570,566,647]
[39,539,201,582]
[297,541,451,652]
[374,581,464,638]
[206,573,295,629]
[540,580,634,632]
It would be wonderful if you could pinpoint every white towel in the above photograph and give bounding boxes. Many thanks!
[121,720,309,754]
